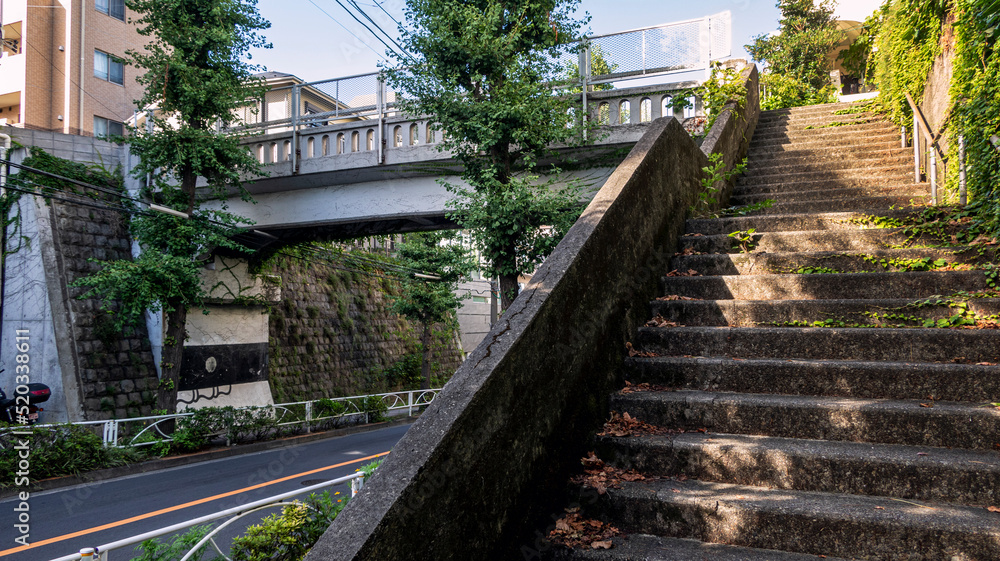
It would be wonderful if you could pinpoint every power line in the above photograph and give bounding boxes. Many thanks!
[331,0,410,61]
[369,0,406,33]
[304,0,391,62]
[346,0,413,61]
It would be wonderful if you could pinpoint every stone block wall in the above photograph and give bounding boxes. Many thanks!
[265,252,463,402]
[49,190,160,420]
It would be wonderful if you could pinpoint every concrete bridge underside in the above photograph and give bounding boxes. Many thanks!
[213,143,633,243]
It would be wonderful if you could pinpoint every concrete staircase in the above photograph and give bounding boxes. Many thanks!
[556,102,1000,559]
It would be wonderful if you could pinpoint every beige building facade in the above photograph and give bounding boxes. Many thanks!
[0,0,145,136]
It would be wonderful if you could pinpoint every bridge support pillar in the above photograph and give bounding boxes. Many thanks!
[176,255,281,410]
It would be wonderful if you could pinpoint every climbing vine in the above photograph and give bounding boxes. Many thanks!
[949,0,1000,236]
[869,0,946,127]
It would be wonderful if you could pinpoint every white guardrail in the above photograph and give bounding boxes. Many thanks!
[2,388,440,448]
[49,470,371,561]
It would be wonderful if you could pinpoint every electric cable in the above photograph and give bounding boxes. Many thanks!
[369,0,406,33]
[331,0,410,61]
[304,0,391,62]
[346,0,414,61]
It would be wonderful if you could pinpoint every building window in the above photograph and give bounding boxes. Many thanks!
[93,116,124,138]
[96,0,125,21]
[94,50,124,85]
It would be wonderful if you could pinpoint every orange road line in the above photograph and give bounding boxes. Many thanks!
[0,451,389,556]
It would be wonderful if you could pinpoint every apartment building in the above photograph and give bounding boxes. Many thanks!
[0,0,145,136]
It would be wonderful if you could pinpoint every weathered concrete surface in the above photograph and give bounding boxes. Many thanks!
[594,478,1000,560]
[596,432,1000,504]
[550,534,850,561]
[673,247,993,275]
[636,324,1000,363]
[625,356,1000,402]
[307,65,760,561]
[659,270,992,300]
[612,390,1000,450]
[649,297,1000,327]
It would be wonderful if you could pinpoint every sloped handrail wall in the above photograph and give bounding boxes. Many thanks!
[307,64,759,561]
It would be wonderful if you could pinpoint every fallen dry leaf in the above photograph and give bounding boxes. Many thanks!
[920,403,933,408]
[665,268,702,277]
[674,247,704,256]
[599,411,672,438]
[625,342,659,358]
[621,381,675,394]
[547,509,621,550]
[645,315,681,328]
[656,294,702,301]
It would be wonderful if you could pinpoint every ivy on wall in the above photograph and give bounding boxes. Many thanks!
[950,0,1000,231]
[870,0,946,126]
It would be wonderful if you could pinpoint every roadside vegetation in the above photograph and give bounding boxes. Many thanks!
[128,459,382,561]
[0,399,390,487]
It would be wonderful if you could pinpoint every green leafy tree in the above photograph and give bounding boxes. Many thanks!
[73,0,270,413]
[746,0,843,109]
[564,43,618,92]
[386,0,588,310]
[391,232,475,389]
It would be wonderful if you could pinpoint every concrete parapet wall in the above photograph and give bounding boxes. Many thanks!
[309,68,759,561]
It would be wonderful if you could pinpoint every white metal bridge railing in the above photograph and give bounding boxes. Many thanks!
[0,388,441,449]
[48,469,371,561]
[232,13,731,168]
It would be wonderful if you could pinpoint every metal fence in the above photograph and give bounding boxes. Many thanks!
[49,469,372,561]
[1,388,440,449]
[233,12,731,152]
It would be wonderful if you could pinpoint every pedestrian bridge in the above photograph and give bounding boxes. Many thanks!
[210,12,733,242]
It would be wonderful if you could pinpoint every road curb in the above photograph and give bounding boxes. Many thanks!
[1,416,416,500]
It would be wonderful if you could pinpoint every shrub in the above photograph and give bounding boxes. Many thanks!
[362,396,388,423]
[130,525,213,561]
[229,491,345,561]
[0,424,144,485]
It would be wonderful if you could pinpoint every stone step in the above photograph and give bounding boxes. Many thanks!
[589,478,1000,560]
[648,297,1000,328]
[750,122,898,144]
[610,390,1000,449]
[742,152,910,174]
[731,179,918,198]
[595,432,1000,505]
[753,113,882,133]
[734,195,929,215]
[684,210,915,235]
[677,228,924,254]
[759,101,867,119]
[660,270,990,301]
[736,164,914,187]
[747,131,902,155]
[732,185,924,206]
[671,247,988,276]
[745,144,907,169]
[547,534,850,561]
[624,356,1000,402]
[634,324,1000,363]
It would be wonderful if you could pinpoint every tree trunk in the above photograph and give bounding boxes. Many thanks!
[499,273,519,312]
[156,303,187,414]
[421,322,432,390]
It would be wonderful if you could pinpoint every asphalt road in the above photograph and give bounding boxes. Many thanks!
[0,422,411,561]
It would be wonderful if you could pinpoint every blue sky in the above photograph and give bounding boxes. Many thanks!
[247,0,882,83]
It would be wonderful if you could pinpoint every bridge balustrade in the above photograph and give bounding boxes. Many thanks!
[233,13,731,170]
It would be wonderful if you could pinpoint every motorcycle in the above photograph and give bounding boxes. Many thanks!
[0,370,51,425]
